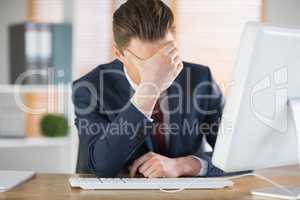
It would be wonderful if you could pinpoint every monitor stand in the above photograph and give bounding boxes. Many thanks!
[251,98,300,200]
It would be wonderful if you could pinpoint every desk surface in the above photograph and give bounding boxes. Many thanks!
[1,166,300,200]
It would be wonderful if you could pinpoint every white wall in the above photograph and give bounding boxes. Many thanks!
[0,0,27,84]
[266,0,300,27]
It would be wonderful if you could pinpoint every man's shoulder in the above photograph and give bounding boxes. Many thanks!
[72,59,122,87]
[183,61,209,71]
[182,61,212,81]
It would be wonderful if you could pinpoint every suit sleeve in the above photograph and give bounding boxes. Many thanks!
[72,84,154,177]
[192,68,226,177]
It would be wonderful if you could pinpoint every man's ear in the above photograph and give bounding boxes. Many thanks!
[113,44,125,62]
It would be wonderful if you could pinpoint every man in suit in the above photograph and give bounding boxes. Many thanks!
[73,0,226,178]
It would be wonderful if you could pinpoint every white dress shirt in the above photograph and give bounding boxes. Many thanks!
[123,66,208,176]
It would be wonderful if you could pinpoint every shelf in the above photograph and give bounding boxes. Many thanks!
[0,84,71,93]
[0,137,70,148]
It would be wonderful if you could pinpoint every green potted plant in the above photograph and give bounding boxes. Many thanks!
[40,114,69,137]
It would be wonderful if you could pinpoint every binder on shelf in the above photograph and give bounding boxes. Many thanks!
[9,22,72,85]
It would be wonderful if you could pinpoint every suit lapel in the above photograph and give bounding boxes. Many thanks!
[111,60,134,106]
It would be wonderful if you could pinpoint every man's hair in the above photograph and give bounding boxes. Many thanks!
[113,0,175,50]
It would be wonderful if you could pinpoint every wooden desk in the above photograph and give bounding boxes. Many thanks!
[1,166,300,200]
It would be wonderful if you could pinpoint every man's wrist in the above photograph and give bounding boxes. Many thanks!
[132,82,161,118]
[175,156,202,177]
[191,156,208,176]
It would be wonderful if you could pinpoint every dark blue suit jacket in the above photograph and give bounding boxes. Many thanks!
[72,59,227,177]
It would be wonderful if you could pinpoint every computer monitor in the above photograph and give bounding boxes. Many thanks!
[212,22,300,198]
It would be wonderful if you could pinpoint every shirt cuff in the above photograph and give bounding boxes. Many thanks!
[130,98,154,122]
[191,156,208,176]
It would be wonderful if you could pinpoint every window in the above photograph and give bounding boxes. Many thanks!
[175,0,263,91]
[73,0,113,76]
[28,0,64,23]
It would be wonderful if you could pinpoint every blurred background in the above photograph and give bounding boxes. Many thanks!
[0,0,299,174]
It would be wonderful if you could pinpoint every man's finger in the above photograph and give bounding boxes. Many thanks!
[138,157,157,174]
[124,50,142,67]
[130,152,154,177]
[173,55,181,66]
[159,42,177,55]
[169,48,179,61]
[148,168,163,178]
[176,61,184,73]
[143,162,160,178]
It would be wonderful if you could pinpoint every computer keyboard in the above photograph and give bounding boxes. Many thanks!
[69,177,234,190]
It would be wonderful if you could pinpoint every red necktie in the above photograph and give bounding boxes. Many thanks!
[151,101,167,155]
